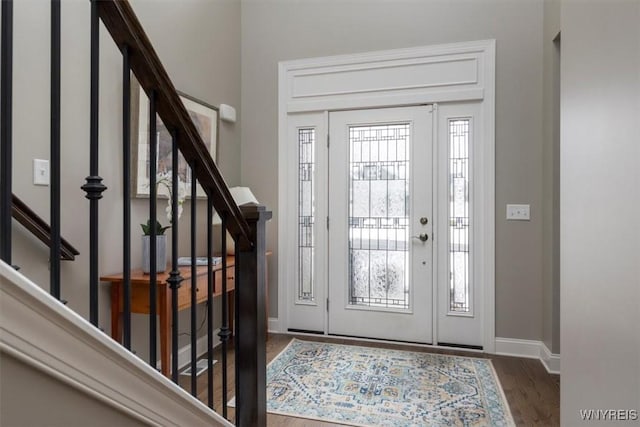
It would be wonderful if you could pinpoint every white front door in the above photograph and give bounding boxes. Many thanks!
[327,107,433,343]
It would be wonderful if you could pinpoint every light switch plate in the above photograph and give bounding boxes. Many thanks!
[506,204,530,221]
[33,159,50,186]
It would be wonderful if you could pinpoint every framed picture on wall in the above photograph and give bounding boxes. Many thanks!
[131,76,218,199]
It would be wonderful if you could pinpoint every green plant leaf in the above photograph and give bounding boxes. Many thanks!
[140,219,171,235]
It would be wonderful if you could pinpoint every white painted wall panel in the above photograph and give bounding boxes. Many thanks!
[291,57,478,98]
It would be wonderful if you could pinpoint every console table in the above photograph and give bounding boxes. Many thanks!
[101,253,269,377]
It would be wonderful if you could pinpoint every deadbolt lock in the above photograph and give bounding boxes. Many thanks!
[419,217,428,225]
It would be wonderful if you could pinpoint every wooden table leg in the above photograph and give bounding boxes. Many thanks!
[159,289,170,377]
[110,282,122,343]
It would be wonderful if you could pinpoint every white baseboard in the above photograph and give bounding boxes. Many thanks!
[172,318,280,370]
[539,342,561,374]
[495,337,560,375]
[495,337,542,359]
[268,317,280,333]
[155,332,221,372]
[172,333,221,372]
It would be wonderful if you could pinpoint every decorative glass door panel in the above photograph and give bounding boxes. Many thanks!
[328,107,433,343]
[298,128,315,302]
[348,124,410,309]
[449,119,470,313]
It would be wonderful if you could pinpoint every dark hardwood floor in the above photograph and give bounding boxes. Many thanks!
[183,334,560,426]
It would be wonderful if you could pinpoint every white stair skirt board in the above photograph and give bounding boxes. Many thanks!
[0,260,233,427]
[495,337,560,375]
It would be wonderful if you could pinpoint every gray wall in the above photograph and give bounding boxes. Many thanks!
[542,0,561,354]
[0,352,147,427]
[9,0,241,360]
[133,0,242,187]
[241,0,546,341]
[560,0,640,424]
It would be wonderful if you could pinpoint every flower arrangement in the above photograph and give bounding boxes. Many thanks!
[140,172,186,235]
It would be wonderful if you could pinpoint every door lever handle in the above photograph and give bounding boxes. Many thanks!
[412,234,429,242]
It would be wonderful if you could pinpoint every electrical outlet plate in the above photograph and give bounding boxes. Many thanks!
[506,204,530,221]
[33,159,50,186]
[179,359,217,376]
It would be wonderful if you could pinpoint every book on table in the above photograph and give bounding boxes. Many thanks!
[177,256,222,267]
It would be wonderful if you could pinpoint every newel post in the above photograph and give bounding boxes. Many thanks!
[236,205,271,427]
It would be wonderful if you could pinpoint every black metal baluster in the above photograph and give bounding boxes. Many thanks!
[50,0,61,299]
[0,0,13,265]
[207,198,214,408]
[190,162,197,396]
[167,129,182,383]
[81,0,106,326]
[219,214,230,418]
[149,90,158,369]
[121,45,132,349]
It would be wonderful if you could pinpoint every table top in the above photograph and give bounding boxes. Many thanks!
[100,255,236,285]
[100,252,270,285]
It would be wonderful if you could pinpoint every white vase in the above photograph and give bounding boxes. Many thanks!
[142,235,167,273]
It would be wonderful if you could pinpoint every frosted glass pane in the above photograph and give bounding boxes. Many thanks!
[348,124,410,309]
[301,247,313,297]
[301,181,313,217]
[387,141,398,162]
[388,252,408,301]
[352,181,370,218]
[387,180,407,217]
[370,180,387,217]
[350,249,369,298]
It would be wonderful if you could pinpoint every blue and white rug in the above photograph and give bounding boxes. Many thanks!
[266,339,515,427]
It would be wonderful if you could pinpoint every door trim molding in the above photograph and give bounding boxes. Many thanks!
[278,40,496,351]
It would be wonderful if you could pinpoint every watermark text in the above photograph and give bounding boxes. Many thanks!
[579,409,638,421]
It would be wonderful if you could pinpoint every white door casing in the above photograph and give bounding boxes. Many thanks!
[278,40,495,352]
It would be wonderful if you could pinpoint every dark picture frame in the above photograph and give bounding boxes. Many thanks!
[131,76,219,199]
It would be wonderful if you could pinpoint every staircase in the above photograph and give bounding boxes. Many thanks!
[0,1,269,425]
[0,261,234,427]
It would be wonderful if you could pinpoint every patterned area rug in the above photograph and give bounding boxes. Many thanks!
[266,339,515,427]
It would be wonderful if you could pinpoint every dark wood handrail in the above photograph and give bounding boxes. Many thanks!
[11,194,79,261]
[95,0,252,250]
